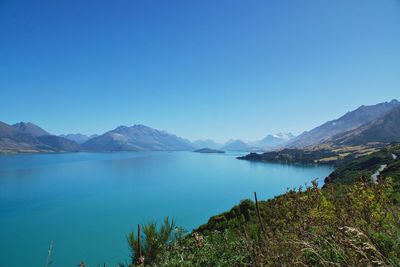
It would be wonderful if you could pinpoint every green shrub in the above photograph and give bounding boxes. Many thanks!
[126,217,178,266]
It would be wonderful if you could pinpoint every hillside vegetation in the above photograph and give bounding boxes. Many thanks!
[237,143,385,165]
[123,146,400,266]
[326,144,400,202]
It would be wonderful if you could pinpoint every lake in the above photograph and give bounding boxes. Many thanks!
[0,151,333,267]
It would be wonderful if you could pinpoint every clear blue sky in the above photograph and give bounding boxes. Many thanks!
[1,0,399,142]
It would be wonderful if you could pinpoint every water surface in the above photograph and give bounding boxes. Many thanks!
[0,152,333,266]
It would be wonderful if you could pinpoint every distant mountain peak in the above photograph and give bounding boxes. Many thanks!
[83,124,194,151]
[0,121,81,152]
[114,124,156,132]
[12,122,50,137]
[133,124,148,128]
[115,125,129,131]
[60,133,95,144]
[251,132,295,150]
[221,139,249,151]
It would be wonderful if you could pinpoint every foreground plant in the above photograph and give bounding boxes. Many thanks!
[125,217,183,266]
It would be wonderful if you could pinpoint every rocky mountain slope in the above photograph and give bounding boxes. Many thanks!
[82,124,194,151]
[12,122,50,137]
[285,99,400,148]
[326,105,400,146]
[0,121,80,153]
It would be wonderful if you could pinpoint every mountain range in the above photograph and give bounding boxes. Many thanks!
[284,99,400,148]
[325,105,400,146]
[1,99,399,154]
[0,121,293,153]
[192,133,295,152]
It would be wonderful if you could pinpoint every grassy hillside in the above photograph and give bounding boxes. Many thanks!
[123,180,399,266]
[326,144,400,202]
[122,146,400,266]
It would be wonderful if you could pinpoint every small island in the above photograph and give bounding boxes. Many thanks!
[194,148,225,154]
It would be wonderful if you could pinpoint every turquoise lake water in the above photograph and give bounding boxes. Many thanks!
[0,151,333,267]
